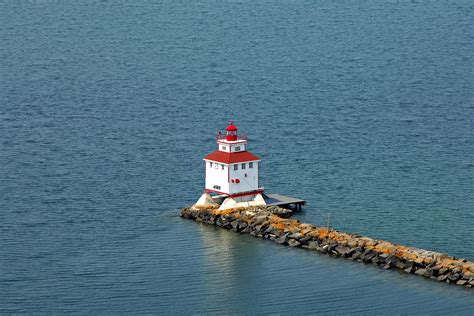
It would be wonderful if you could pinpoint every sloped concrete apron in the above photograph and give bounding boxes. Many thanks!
[181,206,474,288]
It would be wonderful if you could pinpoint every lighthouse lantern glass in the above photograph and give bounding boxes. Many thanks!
[226,130,237,141]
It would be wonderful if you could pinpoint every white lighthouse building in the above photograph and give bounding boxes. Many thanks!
[195,122,267,210]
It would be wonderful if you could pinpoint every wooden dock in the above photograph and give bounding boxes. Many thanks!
[263,193,305,211]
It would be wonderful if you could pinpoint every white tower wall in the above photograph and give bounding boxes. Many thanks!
[228,161,259,194]
[217,141,247,153]
[204,161,230,193]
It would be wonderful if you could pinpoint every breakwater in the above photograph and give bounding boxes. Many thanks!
[180,206,474,288]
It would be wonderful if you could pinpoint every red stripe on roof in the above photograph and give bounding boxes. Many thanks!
[204,150,260,164]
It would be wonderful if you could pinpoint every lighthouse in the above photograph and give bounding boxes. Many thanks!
[194,122,267,210]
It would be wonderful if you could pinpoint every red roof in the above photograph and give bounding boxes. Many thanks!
[204,150,260,164]
[225,122,238,132]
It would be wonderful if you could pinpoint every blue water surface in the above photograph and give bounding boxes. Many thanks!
[1,0,473,314]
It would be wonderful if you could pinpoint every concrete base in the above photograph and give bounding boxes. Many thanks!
[218,193,266,210]
[194,193,218,208]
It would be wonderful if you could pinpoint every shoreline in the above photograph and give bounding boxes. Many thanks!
[180,206,474,289]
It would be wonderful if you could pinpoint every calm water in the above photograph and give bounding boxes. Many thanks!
[1,0,473,313]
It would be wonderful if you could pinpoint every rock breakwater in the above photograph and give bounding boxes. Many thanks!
[180,206,474,288]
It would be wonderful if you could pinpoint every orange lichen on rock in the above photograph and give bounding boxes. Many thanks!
[193,204,220,210]
[374,241,396,254]
[212,208,237,216]
[300,228,314,235]
[270,222,287,231]
[330,232,351,242]
[310,228,329,239]
[300,223,316,230]
[268,215,285,224]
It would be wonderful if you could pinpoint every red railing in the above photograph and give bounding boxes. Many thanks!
[215,133,248,141]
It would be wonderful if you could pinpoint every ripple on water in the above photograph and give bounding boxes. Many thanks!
[1,0,473,313]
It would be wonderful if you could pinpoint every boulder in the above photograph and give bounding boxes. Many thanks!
[384,255,397,265]
[334,246,352,257]
[298,236,312,245]
[241,226,253,234]
[270,208,293,218]
[275,233,289,245]
[317,245,329,254]
[404,260,415,270]
[415,269,431,277]
[288,239,301,247]
[395,260,406,270]
[379,253,390,260]
[404,267,414,274]
[448,273,461,282]
[238,222,248,231]
[252,215,268,225]
[231,220,240,231]
[452,267,462,274]
[263,226,273,234]
[328,241,338,254]
[371,256,382,265]
[437,274,448,282]
[351,251,362,261]
[462,271,474,279]
[347,239,358,248]
[289,232,303,240]
[307,241,319,250]
[363,251,376,263]
[438,268,449,276]
[456,279,468,286]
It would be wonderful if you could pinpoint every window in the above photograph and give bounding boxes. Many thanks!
[221,165,224,170]
[235,146,241,152]
[234,164,238,170]
[215,163,218,169]
[241,163,246,169]
[221,146,227,151]
[213,185,221,190]
[209,162,213,168]
[249,162,253,168]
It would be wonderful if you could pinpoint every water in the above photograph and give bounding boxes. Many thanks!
[1,0,473,313]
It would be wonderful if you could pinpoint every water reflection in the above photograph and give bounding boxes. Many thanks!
[195,223,265,310]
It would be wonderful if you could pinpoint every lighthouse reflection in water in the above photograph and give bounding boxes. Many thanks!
[196,223,265,307]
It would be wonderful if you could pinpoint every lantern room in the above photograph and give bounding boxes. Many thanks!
[225,122,238,141]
